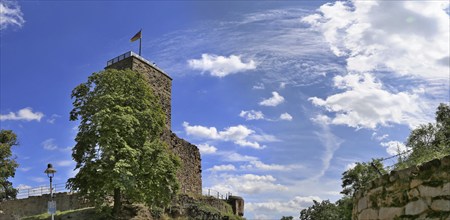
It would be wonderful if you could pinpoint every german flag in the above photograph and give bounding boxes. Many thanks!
[130,30,142,42]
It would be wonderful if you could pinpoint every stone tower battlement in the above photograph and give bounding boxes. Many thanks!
[105,51,202,195]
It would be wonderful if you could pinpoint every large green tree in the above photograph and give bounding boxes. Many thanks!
[0,129,19,201]
[67,69,180,215]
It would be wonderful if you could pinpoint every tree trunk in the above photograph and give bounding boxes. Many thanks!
[113,188,121,217]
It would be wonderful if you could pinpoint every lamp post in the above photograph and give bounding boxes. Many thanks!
[44,163,56,220]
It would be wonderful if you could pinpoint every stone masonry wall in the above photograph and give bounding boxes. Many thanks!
[167,132,202,195]
[0,192,91,220]
[353,155,450,220]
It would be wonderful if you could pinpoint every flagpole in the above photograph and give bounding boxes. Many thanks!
[139,37,142,56]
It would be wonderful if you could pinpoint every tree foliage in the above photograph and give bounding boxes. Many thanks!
[300,200,340,220]
[0,129,19,201]
[67,69,180,214]
[341,159,385,197]
[397,103,450,169]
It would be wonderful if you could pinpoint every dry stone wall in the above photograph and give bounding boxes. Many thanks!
[353,155,450,220]
[167,132,202,195]
[0,192,91,220]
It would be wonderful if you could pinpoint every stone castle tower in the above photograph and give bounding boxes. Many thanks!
[105,51,202,195]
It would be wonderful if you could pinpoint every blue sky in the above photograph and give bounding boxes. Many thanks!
[1,1,449,219]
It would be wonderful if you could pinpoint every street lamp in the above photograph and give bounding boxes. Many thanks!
[44,163,56,220]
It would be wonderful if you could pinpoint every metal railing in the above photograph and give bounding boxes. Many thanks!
[16,183,71,199]
[203,188,234,200]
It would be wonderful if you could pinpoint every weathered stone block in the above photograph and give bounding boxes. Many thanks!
[389,172,398,182]
[358,196,368,212]
[442,182,450,196]
[407,188,419,200]
[378,207,403,219]
[418,185,443,197]
[369,187,383,196]
[410,179,423,189]
[359,208,378,220]
[405,199,428,215]
[431,199,450,211]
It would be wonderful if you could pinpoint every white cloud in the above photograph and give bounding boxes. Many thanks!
[221,152,258,162]
[249,134,280,142]
[219,125,254,140]
[182,122,220,139]
[197,143,217,154]
[302,1,449,81]
[304,1,448,131]
[56,160,74,167]
[311,114,331,126]
[234,139,265,149]
[46,114,61,124]
[41,138,58,150]
[279,82,287,89]
[239,110,265,120]
[0,1,25,30]
[208,174,288,195]
[345,162,357,171]
[183,122,268,149]
[0,107,44,121]
[18,167,31,172]
[187,54,256,77]
[247,195,321,214]
[17,184,32,190]
[240,160,298,171]
[259,91,285,107]
[309,73,428,129]
[381,141,411,156]
[312,119,344,178]
[280,112,293,121]
[252,83,265,90]
[372,132,389,141]
[208,164,236,172]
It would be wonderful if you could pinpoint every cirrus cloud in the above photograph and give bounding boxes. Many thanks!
[41,138,58,151]
[0,1,25,30]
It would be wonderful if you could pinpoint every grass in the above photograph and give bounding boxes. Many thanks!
[21,207,95,220]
